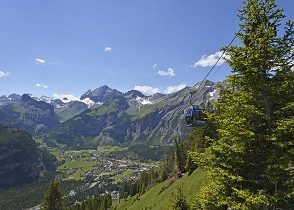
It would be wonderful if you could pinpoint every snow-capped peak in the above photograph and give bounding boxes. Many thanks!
[38,95,54,103]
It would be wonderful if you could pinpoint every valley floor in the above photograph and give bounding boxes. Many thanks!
[0,146,159,210]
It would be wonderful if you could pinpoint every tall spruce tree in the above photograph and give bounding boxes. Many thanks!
[172,185,190,210]
[42,180,64,210]
[175,138,187,174]
[194,0,294,209]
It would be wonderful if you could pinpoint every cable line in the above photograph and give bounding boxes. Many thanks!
[189,29,240,106]
[185,29,240,127]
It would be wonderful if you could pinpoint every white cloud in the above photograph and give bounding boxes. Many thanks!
[104,47,112,53]
[165,84,187,94]
[193,51,229,68]
[134,85,160,95]
[153,63,158,68]
[158,68,175,77]
[53,93,80,102]
[0,71,10,78]
[134,83,187,95]
[35,58,46,64]
[36,83,48,88]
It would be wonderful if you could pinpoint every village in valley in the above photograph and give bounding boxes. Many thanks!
[50,146,159,201]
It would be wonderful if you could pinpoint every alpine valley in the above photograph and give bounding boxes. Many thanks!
[1,1,294,209]
[0,80,219,209]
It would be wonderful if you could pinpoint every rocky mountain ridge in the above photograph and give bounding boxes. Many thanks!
[45,80,220,148]
[0,94,60,135]
[0,80,220,147]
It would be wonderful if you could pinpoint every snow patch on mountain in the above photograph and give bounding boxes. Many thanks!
[52,94,80,103]
[208,89,219,100]
[136,96,153,105]
[38,95,53,103]
[81,98,96,107]
[49,94,97,107]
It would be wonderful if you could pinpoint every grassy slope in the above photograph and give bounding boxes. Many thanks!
[57,108,85,122]
[112,170,134,184]
[114,169,206,210]
[129,98,177,121]
[88,100,119,117]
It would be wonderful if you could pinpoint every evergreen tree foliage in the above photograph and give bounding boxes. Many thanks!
[69,194,112,210]
[172,185,190,210]
[186,121,217,175]
[0,126,57,188]
[175,138,188,174]
[193,0,294,209]
[119,169,160,200]
[160,149,177,181]
[42,180,64,210]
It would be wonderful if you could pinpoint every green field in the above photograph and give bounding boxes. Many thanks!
[51,149,96,180]
[114,169,206,210]
[112,170,134,184]
[50,149,93,161]
[96,145,127,155]
[58,160,96,180]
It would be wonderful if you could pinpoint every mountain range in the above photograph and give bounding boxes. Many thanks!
[0,80,220,148]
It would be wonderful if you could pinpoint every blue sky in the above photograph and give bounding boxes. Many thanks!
[0,0,293,98]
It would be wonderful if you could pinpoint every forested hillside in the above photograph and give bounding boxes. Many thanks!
[0,126,56,188]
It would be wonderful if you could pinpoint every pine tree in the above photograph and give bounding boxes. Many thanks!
[186,120,217,174]
[172,184,190,210]
[175,138,187,174]
[194,0,294,209]
[42,180,64,210]
[160,149,176,181]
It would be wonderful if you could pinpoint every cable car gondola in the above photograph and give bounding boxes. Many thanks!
[183,29,239,127]
[185,106,206,127]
